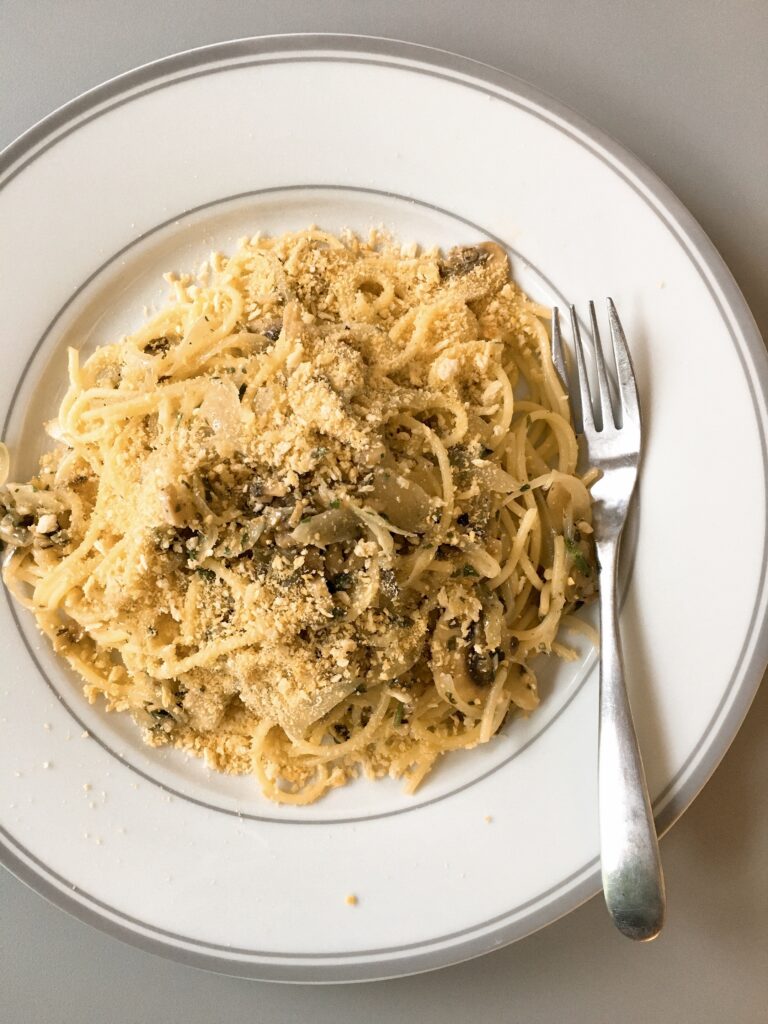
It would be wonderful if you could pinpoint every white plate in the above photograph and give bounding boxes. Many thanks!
[1,35,766,983]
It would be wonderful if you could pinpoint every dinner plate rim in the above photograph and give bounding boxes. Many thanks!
[1,32,766,983]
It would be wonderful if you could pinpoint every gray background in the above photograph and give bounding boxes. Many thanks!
[1,1,767,1021]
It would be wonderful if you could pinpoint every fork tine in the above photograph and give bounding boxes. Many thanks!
[569,306,593,433]
[606,298,641,426]
[589,301,616,430]
[551,307,568,389]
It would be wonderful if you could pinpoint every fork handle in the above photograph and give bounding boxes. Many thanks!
[596,536,666,940]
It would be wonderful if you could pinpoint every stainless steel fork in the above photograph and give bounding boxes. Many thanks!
[553,300,665,941]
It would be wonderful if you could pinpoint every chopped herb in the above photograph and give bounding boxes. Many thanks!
[328,571,353,594]
[379,568,399,602]
[331,605,347,619]
[329,499,341,509]
[393,702,405,726]
[519,483,531,492]
[564,536,591,576]
[196,567,216,583]
[354,683,367,694]
[448,444,471,468]
[311,446,329,459]
[438,246,490,280]
[461,564,478,577]
[247,477,263,500]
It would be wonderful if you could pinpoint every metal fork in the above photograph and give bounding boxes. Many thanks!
[553,300,665,941]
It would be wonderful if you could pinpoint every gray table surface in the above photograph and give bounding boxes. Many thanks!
[2,2,767,1021]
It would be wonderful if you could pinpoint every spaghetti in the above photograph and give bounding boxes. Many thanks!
[0,229,596,803]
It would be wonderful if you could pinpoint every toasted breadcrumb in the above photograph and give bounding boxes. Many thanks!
[0,230,596,805]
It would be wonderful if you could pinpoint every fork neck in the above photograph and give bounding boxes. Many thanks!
[595,536,620,622]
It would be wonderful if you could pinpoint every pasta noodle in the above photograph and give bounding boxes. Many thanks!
[0,229,597,803]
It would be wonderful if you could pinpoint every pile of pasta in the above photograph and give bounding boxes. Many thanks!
[0,229,596,803]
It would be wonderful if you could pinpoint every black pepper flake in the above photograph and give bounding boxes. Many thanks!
[149,708,173,721]
[332,723,351,742]
[328,571,353,594]
[143,337,171,356]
